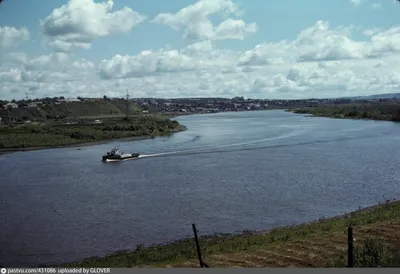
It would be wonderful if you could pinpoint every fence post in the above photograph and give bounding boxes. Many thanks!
[347,226,354,268]
[192,223,209,268]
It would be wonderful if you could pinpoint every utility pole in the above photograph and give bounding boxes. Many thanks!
[126,89,130,118]
[25,92,29,101]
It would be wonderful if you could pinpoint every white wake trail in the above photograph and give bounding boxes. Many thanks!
[138,128,307,158]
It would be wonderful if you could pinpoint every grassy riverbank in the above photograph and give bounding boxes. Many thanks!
[63,200,400,268]
[0,115,185,152]
[287,103,400,122]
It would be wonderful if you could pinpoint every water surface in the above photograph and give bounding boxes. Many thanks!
[1,110,400,266]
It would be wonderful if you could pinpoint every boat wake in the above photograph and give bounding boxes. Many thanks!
[132,127,385,161]
[137,129,307,159]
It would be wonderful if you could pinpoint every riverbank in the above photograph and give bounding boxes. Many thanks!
[286,103,400,122]
[0,115,186,155]
[62,200,400,268]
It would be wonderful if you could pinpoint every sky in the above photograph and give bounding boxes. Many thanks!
[0,0,399,100]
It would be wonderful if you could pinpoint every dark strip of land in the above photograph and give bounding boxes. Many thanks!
[0,115,185,154]
[286,103,400,122]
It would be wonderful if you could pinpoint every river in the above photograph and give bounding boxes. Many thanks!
[1,110,400,267]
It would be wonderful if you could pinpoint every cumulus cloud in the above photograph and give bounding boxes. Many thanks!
[0,26,29,48]
[3,7,400,101]
[350,0,363,7]
[41,0,147,52]
[151,0,257,41]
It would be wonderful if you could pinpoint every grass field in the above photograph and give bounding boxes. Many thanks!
[64,200,400,268]
[0,100,142,121]
[288,103,400,122]
[0,115,185,151]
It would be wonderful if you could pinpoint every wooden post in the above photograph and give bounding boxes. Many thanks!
[347,226,354,268]
[192,223,204,268]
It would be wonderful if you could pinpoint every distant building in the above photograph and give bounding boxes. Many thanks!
[56,98,82,103]
[4,103,18,109]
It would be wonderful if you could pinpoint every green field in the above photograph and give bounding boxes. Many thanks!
[63,200,400,268]
[0,100,142,121]
[0,115,185,151]
[287,103,400,122]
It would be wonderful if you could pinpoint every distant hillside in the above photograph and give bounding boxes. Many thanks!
[334,93,400,100]
[0,100,142,121]
[366,93,400,99]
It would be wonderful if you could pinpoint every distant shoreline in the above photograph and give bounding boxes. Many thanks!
[0,125,186,156]
[0,109,260,156]
[286,104,400,122]
[0,135,155,155]
[4,106,385,156]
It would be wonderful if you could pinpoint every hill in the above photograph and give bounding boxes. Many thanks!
[366,93,400,99]
[0,99,142,122]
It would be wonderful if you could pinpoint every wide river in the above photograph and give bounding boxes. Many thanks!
[1,110,400,267]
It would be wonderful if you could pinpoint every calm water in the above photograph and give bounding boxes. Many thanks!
[1,110,400,267]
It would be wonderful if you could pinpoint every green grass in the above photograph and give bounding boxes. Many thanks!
[0,100,142,121]
[328,238,399,267]
[0,116,185,150]
[61,200,400,268]
[288,103,400,122]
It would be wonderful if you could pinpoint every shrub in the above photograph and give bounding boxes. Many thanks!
[328,238,394,267]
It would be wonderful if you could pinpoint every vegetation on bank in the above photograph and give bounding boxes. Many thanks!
[0,99,142,122]
[288,103,400,122]
[0,116,185,150]
[328,238,399,267]
[62,200,400,268]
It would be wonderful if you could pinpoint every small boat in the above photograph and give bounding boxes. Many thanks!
[102,147,140,162]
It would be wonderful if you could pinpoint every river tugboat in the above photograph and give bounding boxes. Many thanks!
[102,147,140,162]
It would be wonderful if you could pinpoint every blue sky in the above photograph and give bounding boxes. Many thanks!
[0,0,400,100]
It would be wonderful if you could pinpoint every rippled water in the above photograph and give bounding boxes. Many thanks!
[1,110,400,266]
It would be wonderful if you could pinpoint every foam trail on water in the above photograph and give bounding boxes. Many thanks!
[138,128,307,159]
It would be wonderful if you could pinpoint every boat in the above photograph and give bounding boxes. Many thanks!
[102,147,140,162]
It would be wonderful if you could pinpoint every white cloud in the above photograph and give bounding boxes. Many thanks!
[2,0,400,101]
[8,52,28,63]
[350,0,363,7]
[0,26,29,48]
[372,3,382,8]
[151,0,257,41]
[41,0,147,52]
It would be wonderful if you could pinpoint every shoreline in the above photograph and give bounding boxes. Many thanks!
[292,112,396,122]
[0,127,187,156]
[2,106,393,156]
[0,109,276,156]
[285,107,400,123]
[60,199,400,268]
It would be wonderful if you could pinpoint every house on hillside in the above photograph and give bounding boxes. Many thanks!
[56,98,83,104]
[4,102,18,109]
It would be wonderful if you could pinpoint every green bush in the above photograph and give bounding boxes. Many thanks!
[328,238,395,267]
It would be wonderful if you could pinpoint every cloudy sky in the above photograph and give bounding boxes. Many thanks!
[0,0,399,100]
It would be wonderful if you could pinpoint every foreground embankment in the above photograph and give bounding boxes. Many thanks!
[62,200,400,268]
